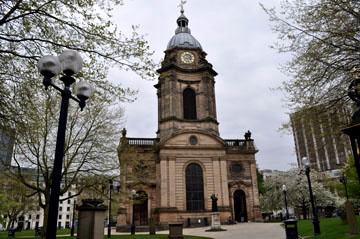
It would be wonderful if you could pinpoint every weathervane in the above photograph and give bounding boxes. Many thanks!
[178,0,187,13]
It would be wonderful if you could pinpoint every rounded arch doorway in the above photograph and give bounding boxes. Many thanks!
[134,191,148,225]
[233,190,247,222]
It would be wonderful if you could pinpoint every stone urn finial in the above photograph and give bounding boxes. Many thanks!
[121,128,127,138]
[244,130,252,140]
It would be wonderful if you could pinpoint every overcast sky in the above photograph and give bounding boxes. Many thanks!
[108,0,297,171]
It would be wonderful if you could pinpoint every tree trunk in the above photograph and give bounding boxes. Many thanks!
[41,197,50,239]
[302,205,307,220]
[6,219,13,230]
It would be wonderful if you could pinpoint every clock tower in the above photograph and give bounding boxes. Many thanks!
[116,7,262,231]
[156,10,219,140]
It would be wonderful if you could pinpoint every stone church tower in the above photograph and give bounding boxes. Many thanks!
[116,9,262,231]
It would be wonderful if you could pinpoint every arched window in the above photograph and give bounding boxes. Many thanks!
[183,88,197,120]
[186,163,204,211]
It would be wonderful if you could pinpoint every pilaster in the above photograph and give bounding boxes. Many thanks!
[220,158,230,206]
[160,158,168,207]
[169,157,176,207]
[250,162,260,206]
[212,158,222,205]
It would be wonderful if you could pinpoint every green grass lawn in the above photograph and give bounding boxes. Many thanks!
[0,228,73,238]
[297,216,360,239]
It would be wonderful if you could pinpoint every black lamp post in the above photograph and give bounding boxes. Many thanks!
[131,189,137,235]
[302,157,320,235]
[342,67,360,184]
[102,180,120,239]
[37,51,94,239]
[282,185,289,220]
[70,200,76,237]
[340,175,349,200]
[313,192,318,216]
[108,180,113,239]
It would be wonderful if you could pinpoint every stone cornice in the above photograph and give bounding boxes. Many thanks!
[159,116,219,125]
[157,63,217,76]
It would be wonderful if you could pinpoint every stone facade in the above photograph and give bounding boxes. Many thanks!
[116,11,262,231]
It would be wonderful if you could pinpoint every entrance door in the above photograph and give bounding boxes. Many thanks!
[234,190,247,222]
[134,191,148,225]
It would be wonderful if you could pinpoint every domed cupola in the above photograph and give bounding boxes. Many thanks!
[167,11,202,50]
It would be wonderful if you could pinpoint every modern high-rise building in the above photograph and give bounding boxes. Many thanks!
[290,105,351,174]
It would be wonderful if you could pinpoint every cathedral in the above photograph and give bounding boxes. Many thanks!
[116,8,262,231]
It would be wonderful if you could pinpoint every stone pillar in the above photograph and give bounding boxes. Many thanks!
[116,207,127,229]
[77,199,107,239]
[160,159,168,207]
[168,222,183,239]
[206,212,226,232]
[220,159,230,206]
[212,158,222,205]
[169,158,176,207]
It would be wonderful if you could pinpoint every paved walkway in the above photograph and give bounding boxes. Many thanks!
[111,222,286,239]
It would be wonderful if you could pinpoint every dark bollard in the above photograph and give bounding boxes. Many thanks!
[8,229,15,239]
[284,219,298,239]
[35,227,43,239]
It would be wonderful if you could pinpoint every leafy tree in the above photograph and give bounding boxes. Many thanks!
[336,157,360,201]
[257,168,265,195]
[0,177,37,230]
[1,0,156,236]
[0,0,156,124]
[261,168,342,219]
[1,79,124,236]
[261,0,360,112]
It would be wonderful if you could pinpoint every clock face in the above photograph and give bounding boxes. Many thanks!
[181,52,195,64]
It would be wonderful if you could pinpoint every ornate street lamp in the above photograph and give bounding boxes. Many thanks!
[342,67,360,184]
[37,51,94,238]
[339,174,349,200]
[313,192,317,214]
[70,200,76,237]
[131,189,138,235]
[102,180,120,239]
[282,185,289,220]
[302,157,320,235]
